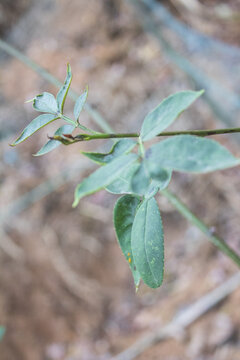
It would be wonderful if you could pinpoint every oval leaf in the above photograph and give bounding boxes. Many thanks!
[11,114,58,146]
[114,195,141,288]
[106,162,140,194]
[82,139,136,165]
[73,153,138,207]
[57,64,72,113]
[146,135,240,173]
[74,88,88,121]
[33,92,58,114]
[140,90,204,141]
[34,124,74,156]
[131,161,151,195]
[131,197,164,288]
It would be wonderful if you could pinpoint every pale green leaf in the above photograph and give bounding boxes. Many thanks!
[131,197,164,288]
[114,195,141,288]
[56,64,72,113]
[74,88,88,121]
[106,162,140,194]
[146,135,240,173]
[131,161,151,195]
[34,124,74,156]
[11,114,59,146]
[73,153,138,207]
[33,92,58,114]
[140,90,204,141]
[82,139,136,165]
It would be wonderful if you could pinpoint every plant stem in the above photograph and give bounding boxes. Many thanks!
[66,127,240,142]
[161,189,240,267]
[3,38,240,268]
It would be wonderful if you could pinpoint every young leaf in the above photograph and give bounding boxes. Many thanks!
[82,139,137,165]
[11,114,59,146]
[34,124,74,156]
[140,90,204,141]
[131,160,151,195]
[74,88,88,121]
[73,153,138,207]
[33,92,58,114]
[0,327,5,341]
[131,197,164,288]
[146,135,240,173]
[56,63,72,113]
[114,195,141,287]
[106,162,140,194]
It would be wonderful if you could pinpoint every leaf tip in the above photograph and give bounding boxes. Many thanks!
[67,62,72,74]
[25,97,35,104]
[197,89,205,97]
[72,199,79,208]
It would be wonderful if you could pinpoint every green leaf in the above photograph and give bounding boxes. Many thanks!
[140,90,204,141]
[131,161,151,195]
[146,135,240,174]
[146,163,172,191]
[114,195,141,288]
[33,92,58,114]
[82,139,137,165]
[11,114,59,146]
[106,162,140,194]
[131,197,164,288]
[0,327,5,341]
[56,64,72,113]
[73,153,138,207]
[74,87,88,121]
[34,124,74,156]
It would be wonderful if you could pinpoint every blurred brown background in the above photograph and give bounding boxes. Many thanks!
[0,1,240,359]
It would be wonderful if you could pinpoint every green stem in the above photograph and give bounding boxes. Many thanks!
[63,127,240,142]
[161,189,240,267]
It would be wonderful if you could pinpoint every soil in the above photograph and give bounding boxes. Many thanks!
[0,1,240,360]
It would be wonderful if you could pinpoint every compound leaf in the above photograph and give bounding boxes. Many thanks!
[140,90,203,141]
[57,64,72,113]
[11,114,59,146]
[34,124,74,156]
[131,197,164,288]
[74,88,88,121]
[33,92,58,114]
[82,139,136,165]
[73,153,138,207]
[146,135,240,173]
[114,195,141,288]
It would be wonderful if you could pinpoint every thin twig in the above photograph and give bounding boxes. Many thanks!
[1,40,240,268]
[52,127,240,143]
[111,272,240,360]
